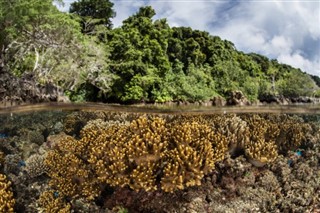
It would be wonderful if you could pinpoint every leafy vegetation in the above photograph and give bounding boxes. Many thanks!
[0,0,319,103]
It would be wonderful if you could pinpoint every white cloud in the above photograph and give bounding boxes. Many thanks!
[112,1,145,27]
[205,1,320,75]
[278,52,320,76]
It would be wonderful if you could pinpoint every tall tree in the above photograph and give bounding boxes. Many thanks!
[69,0,115,34]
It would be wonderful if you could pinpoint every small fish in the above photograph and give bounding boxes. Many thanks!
[53,191,59,198]
[18,160,26,167]
[295,150,302,157]
[0,133,8,138]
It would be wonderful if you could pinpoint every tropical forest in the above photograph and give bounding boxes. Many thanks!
[1,0,319,105]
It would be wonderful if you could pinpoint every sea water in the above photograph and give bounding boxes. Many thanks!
[0,103,319,213]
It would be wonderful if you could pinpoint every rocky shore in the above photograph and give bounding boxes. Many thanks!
[0,67,66,107]
[1,67,319,107]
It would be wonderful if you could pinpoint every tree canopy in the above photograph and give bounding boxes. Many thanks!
[69,0,115,34]
[1,3,319,103]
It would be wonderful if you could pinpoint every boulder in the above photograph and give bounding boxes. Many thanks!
[226,91,250,106]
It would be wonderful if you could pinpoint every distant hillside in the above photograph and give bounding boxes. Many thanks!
[1,1,319,104]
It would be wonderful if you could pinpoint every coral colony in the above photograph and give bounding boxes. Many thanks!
[0,111,318,212]
[42,114,309,203]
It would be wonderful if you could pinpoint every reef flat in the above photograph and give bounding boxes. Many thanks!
[0,109,319,212]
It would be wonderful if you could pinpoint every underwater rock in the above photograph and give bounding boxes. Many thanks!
[4,154,22,175]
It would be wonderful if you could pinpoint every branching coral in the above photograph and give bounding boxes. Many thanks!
[87,116,169,191]
[210,114,250,154]
[240,114,280,165]
[38,190,71,213]
[243,114,280,142]
[161,121,227,192]
[87,125,130,188]
[46,113,312,199]
[245,139,278,167]
[274,115,311,153]
[126,117,169,191]
[45,134,101,201]
[0,173,15,212]
[24,154,48,178]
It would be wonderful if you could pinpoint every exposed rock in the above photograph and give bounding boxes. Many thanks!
[212,96,226,106]
[226,91,250,106]
[0,67,68,107]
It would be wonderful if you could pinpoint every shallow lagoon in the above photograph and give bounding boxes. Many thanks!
[0,103,319,212]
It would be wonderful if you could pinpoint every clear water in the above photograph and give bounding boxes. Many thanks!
[0,103,319,212]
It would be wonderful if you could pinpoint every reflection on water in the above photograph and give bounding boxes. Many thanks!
[1,102,320,115]
[0,103,319,212]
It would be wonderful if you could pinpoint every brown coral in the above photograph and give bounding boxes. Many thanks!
[38,190,71,213]
[88,116,170,191]
[274,115,311,153]
[0,173,15,212]
[87,125,130,188]
[161,121,227,192]
[45,134,101,201]
[126,116,169,191]
[245,139,278,167]
[46,115,231,197]
[210,114,250,154]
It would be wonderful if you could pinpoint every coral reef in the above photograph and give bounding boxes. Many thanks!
[24,154,48,178]
[45,143,101,201]
[0,173,15,212]
[38,190,71,213]
[0,109,318,212]
[161,121,227,192]
[245,138,278,167]
[46,116,230,198]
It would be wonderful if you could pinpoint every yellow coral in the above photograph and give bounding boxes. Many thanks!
[38,190,71,213]
[126,117,169,191]
[241,114,280,166]
[161,121,227,192]
[245,138,278,167]
[0,173,15,212]
[275,115,310,153]
[45,146,100,200]
[87,125,130,188]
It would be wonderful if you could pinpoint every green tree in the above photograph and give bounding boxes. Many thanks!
[107,6,171,103]
[277,69,319,97]
[69,0,115,34]
[0,0,115,101]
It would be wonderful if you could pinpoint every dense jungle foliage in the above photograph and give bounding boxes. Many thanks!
[1,0,319,103]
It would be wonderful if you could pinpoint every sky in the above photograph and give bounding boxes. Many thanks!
[57,0,320,76]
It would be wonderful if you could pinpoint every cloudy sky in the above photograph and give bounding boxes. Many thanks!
[58,0,320,76]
